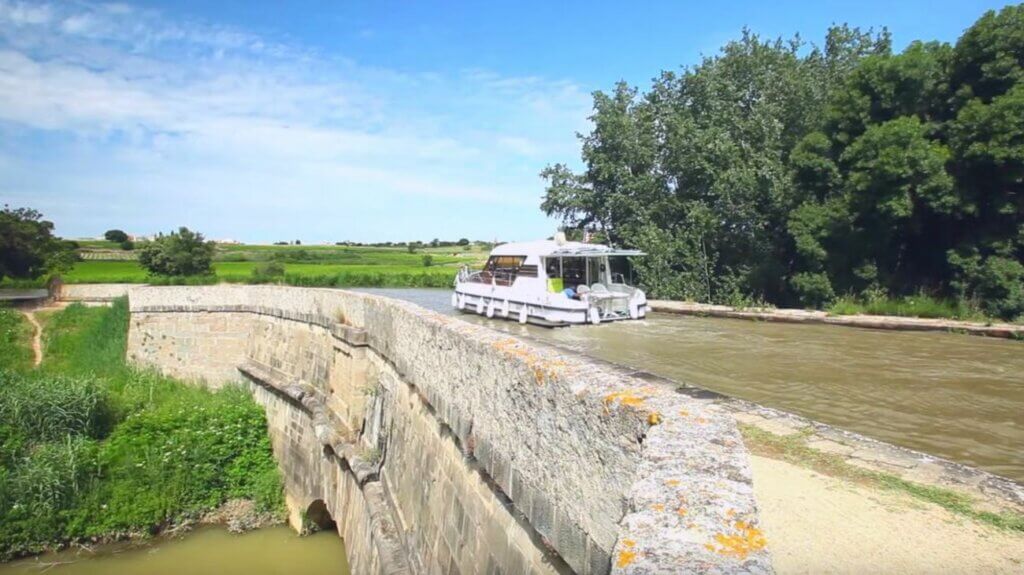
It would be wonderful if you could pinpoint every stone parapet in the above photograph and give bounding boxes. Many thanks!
[127,285,772,574]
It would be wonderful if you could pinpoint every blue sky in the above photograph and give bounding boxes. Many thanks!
[0,0,1015,243]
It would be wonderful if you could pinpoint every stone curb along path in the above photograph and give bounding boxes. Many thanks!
[649,300,1024,339]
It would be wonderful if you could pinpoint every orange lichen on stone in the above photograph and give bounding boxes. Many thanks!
[678,409,690,417]
[707,521,767,560]
[665,479,680,487]
[622,539,636,548]
[616,549,637,568]
[490,337,568,385]
[677,506,688,516]
[695,416,709,425]
[651,504,665,512]
[603,389,647,410]
[647,412,662,425]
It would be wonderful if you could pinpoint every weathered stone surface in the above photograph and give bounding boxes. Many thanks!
[127,285,773,574]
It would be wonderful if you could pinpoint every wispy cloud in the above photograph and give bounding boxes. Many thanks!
[0,0,591,241]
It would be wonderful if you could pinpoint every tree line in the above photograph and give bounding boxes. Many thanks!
[541,5,1024,319]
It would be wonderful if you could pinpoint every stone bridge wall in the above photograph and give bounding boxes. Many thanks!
[126,285,771,575]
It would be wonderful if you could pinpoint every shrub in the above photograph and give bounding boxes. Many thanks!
[119,239,135,251]
[138,227,214,276]
[250,262,285,283]
[790,272,836,308]
[421,254,434,267]
[103,230,129,243]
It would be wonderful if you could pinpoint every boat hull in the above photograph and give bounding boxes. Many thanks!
[452,285,646,327]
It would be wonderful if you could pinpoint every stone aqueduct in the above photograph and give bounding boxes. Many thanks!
[122,285,771,574]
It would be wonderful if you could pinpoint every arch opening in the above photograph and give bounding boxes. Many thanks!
[303,499,337,534]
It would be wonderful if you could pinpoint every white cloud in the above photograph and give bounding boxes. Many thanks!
[0,0,591,241]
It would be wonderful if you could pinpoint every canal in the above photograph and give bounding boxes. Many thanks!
[0,527,348,575]
[359,288,1024,483]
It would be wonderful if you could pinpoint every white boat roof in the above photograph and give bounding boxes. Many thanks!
[491,239,644,258]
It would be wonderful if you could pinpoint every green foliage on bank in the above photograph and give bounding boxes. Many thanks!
[543,5,1024,321]
[0,308,33,373]
[0,300,284,560]
[60,260,458,288]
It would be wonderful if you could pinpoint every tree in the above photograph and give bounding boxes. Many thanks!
[0,206,77,282]
[104,229,129,243]
[542,26,890,305]
[541,9,1024,318]
[457,238,470,246]
[138,227,214,276]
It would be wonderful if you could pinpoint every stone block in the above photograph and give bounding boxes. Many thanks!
[553,514,587,574]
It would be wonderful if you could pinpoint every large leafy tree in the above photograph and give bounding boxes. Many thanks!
[543,26,890,304]
[0,206,77,282]
[138,228,214,277]
[789,5,1024,318]
[543,5,1024,319]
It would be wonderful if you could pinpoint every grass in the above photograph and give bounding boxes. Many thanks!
[828,294,991,322]
[0,299,284,560]
[739,424,1024,532]
[0,307,34,373]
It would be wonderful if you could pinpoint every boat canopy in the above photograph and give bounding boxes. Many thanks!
[490,239,645,258]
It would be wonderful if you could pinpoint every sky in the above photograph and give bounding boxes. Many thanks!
[0,0,1016,243]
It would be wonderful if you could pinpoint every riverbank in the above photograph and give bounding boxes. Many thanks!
[0,300,286,561]
[650,300,1024,339]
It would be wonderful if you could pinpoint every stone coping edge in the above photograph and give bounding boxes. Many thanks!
[649,300,1024,339]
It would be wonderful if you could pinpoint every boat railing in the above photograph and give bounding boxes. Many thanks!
[456,266,515,286]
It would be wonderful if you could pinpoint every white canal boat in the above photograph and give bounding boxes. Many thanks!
[452,236,647,326]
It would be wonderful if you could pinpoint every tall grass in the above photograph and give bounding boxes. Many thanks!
[828,294,988,322]
[0,299,284,560]
[0,307,33,372]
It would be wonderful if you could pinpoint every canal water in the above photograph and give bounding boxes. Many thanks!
[0,527,349,575]
[358,288,1024,482]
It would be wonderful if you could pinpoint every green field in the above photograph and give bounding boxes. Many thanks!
[58,243,488,287]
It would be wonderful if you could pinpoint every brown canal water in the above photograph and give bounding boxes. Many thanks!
[358,288,1024,482]
[0,527,348,575]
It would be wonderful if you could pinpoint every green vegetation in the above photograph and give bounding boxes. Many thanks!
[103,230,129,244]
[0,207,77,283]
[828,294,986,321]
[52,242,483,288]
[0,300,284,560]
[542,5,1024,321]
[739,425,1024,532]
[0,308,33,373]
[138,227,215,277]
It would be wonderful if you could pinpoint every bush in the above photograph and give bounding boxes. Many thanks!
[421,254,434,267]
[103,230,129,243]
[119,239,134,251]
[250,262,285,283]
[790,272,836,308]
[138,227,214,276]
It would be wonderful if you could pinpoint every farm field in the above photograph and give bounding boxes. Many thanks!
[58,244,488,287]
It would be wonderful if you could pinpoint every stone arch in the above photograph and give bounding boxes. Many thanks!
[304,499,337,534]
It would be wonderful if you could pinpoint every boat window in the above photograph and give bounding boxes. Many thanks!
[559,257,587,289]
[608,256,632,284]
[477,255,526,285]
